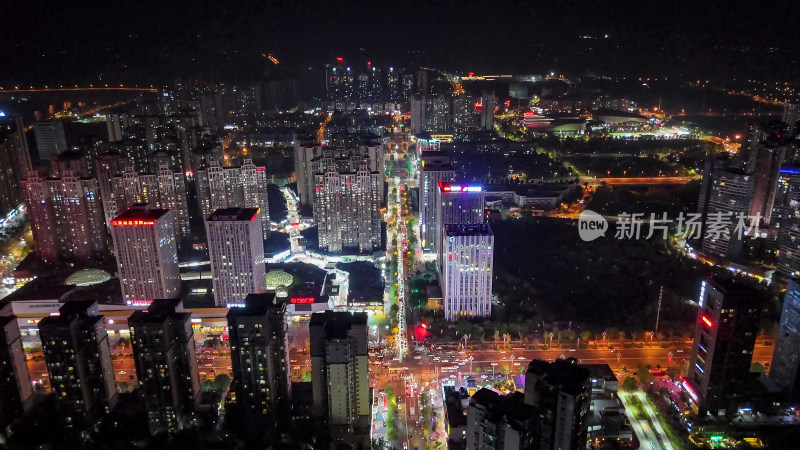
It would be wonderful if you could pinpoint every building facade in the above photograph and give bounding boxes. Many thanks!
[0,304,33,429]
[700,169,755,259]
[310,311,370,444]
[129,299,200,434]
[38,300,117,428]
[195,159,270,237]
[420,152,454,252]
[227,293,290,419]
[770,278,800,400]
[441,224,493,321]
[205,208,266,307]
[435,180,485,260]
[110,207,181,305]
[687,279,763,414]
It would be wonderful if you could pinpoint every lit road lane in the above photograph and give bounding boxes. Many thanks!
[619,393,663,450]
[637,390,675,450]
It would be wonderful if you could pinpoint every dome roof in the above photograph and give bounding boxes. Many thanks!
[65,269,111,287]
[265,270,294,290]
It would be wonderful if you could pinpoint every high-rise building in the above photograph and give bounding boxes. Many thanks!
[110,164,191,246]
[310,311,370,443]
[311,146,383,253]
[453,94,478,136]
[466,389,537,450]
[435,180,485,257]
[205,208,266,307]
[771,278,800,400]
[480,91,496,130]
[0,303,33,429]
[441,224,494,321]
[699,168,755,259]
[773,166,800,280]
[94,152,123,224]
[106,111,130,143]
[686,278,763,414]
[38,300,117,427]
[783,103,799,137]
[195,159,270,237]
[750,142,786,224]
[410,95,425,134]
[32,121,67,163]
[524,358,591,450]
[110,207,181,305]
[21,170,110,265]
[293,144,322,206]
[129,298,200,434]
[420,153,454,252]
[51,150,90,178]
[227,293,290,419]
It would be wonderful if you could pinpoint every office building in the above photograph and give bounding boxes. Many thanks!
[110,164,191,246]
[195,159,270,237]
[294,144,321,206]
[0,115,31,217]
[420,154,454,252]
[453,94,478,136]
[687,278,763,414]
[22,170,110,265]
[480,91,496,130]
[773,166,800,280]
[441,224,493,321]
[106,111,130,142]
[524,358,591,450]
[750,142,786,224]
[94,152,123,224]
[784,103,799,137]
[466,389,537,450]
[410,95,425,134]
[205,208,266,307]
[110,207,181,305]
[32,121,67,163]
[0,303,33,428]
[310,311,370,444]
[38,300,117,427]
[435,180,485,256]
[700,168,755,259]
[311,146,383,253]
[771,278,800,400]
[227,293,290,419]
[129,299,200,434]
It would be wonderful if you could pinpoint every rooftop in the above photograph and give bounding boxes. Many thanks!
[309,310,367,338]
[227,293,282,319]
[112,207,171,225]
[208,207,260,222]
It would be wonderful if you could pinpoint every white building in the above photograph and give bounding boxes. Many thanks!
[310,311,370,445]
[441,223,493,321]
[205,208,266,307]
[111,207,181,305]
[420,155,454,252]
[195,159,270,237]
[294,144,322,206]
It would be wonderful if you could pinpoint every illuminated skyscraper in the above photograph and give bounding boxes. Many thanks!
[227,293,289,419]
[686,279,763,414]
[783,103,799,137]
[480,90,496,130]
[195,159,270,237]
[435,180,485,257]
[129,299,200,434]
[773,166,800,280]
[21,170,110,265]
[205,208,266,307]
[441,223,493,321]
[420,153,454,252]
[38,300,117,428]
[110,207,181,305]
[311,146,383,253]
[699,168,755,259]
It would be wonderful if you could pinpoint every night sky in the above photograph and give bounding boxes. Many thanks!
[2,0,800,85]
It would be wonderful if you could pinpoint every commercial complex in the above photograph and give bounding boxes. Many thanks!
[129,299,200,434]
[687,279,763,414]
[110,207,181,305]
[441,223,494,321]
[205,208,266,307]
[38,300,117,427]
[309,311,370,444]
[227,293,290,418]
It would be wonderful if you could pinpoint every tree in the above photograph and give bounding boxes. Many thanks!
[213,373,232,392]
[201,380,213,391]
[637,365,653,384]
[622,376,638,391]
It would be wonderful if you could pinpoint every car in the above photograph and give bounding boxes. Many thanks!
[676,349,685,353]
[413,355,422,360]
[119,370,126,374]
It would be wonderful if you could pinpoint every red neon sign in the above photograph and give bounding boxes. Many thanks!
[112,220,156,226]
[701,315,714,327]
[290,297,315,304]
[336,57,343,62]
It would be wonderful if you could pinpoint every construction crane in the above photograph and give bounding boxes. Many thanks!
[261,53,279,65]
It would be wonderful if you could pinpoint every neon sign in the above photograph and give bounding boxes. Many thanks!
[113,219,156,226]
[698,280,706,307]
[701,315,713,328]
[680,376,699,402]
[290,297,315,304]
